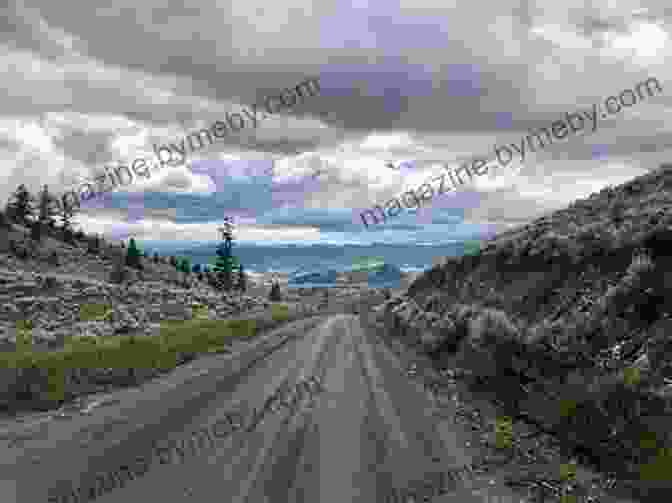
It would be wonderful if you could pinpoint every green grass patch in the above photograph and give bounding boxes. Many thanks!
[79,303,113,322]
[15,319,33,353]
[559,398,578,418]
[495,415,514,449]
[270,304,290,322]
[192,304,209,320]
[0,318,261,402]
[559,461,577,482]
[639,447,672,481]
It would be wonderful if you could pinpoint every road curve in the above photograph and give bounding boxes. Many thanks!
[5,314,526,503]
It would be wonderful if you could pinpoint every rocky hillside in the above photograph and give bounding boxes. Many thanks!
[372,162,672,500]
[0,222,278,350]
[0,219,329,415]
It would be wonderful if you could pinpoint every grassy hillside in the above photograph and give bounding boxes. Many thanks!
[375,162,672,499]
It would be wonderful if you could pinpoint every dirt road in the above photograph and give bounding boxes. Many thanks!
[5,314,535,503]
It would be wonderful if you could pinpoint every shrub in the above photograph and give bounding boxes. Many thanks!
[79,303,114,322]
[643,227,672,260]
[452,304,478,341]
[109,253,127,284]
[43,276,58,289]
[270,303,290,322]
[47,251,59,266]
[30,221,42,242]
[10,240,28,260]
[423,292,447,314]
[468,308,520,351]
[87,235,100,254]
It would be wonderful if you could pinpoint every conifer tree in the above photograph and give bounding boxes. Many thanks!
[269,280,282,301]
[237,262,247,293]
[214,217,236,291]
[6,184,34,223]
[192,263,201,274]
[180,258,191,274]
[87,233,100,254]
[59,194,77,243]
[125,238,142,269]
[37,185,57,228]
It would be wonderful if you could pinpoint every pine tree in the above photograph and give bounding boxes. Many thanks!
[30,220,42,242]
[214,217,236,291]
[237,262,247,293]
[180,258,191,274]
[59,194,77,243]
[125,238,142,269]
[192,263,201,273]
[6,184,34,223]
[269,280,282,301]
[87,233,100,254]
[30,184,55,242]
[38,185,57,228]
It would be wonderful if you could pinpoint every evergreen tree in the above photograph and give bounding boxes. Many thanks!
[180,258,191,274]
[30,220,42,242]
[59,194,77,243]
[192,263,201,274]
[214,217,236,291]
[125,238,142,269]
[6,184,34,223]
[87,234,100,254]
[37,185,57,228]
[237,263,247,293]
[269,280,282,301]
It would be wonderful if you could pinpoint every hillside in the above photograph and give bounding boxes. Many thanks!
[372,162,672,500]
[0,216,333,416]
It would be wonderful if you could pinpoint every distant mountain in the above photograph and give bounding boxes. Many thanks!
[288,268,339,287]
[365,263,402,286]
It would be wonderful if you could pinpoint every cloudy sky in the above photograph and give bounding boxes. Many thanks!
[1,0,671,246]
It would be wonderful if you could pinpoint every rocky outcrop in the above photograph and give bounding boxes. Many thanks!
[0,271,275,350]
